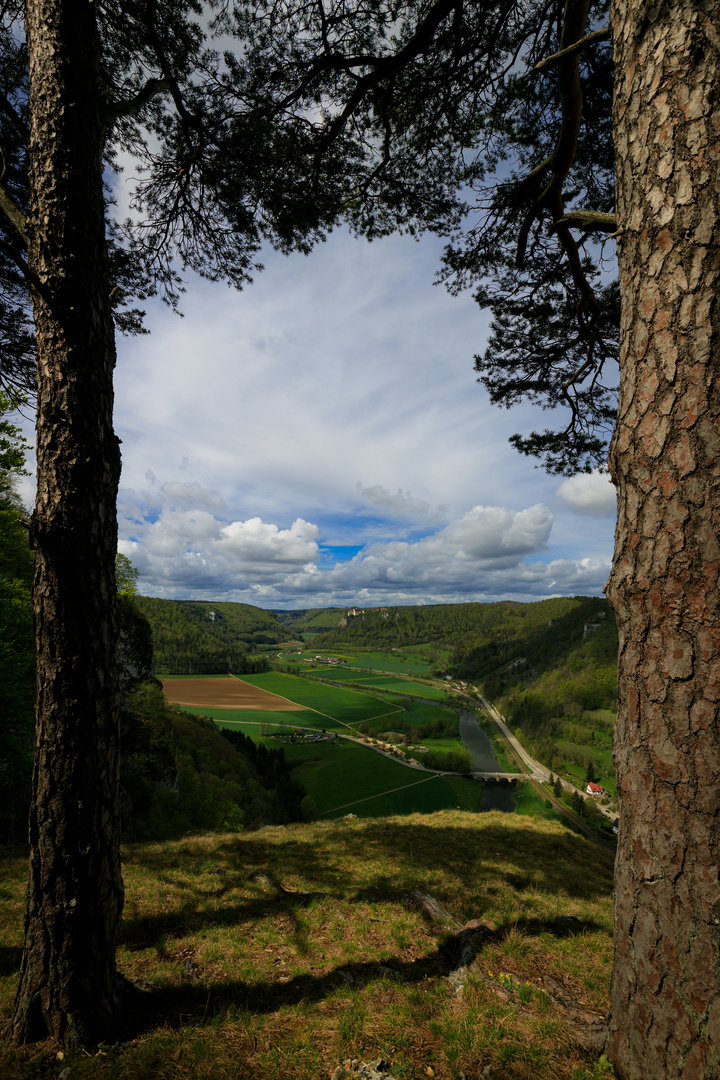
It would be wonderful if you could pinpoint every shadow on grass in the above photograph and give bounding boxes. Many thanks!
[118,817,613,952]
[117,907,607,1043]
[119,944,447,1038]
[0,945,22,977]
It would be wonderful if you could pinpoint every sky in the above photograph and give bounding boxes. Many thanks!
[17,224,617,612]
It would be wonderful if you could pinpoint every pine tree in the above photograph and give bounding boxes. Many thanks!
[2,1,718,1072]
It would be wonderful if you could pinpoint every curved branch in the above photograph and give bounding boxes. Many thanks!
[105,77,172,122]
[312,0,462,168]
[534,25,610,72]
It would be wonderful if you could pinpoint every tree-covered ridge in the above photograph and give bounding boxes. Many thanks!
[482,611,618,788]
[132,596,287,673]
[312,595,613,662]
[120,682,310,841]
[449,596,615,688]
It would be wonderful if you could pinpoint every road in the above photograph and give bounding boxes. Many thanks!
[475,694,551,782]
[470,690,617,853]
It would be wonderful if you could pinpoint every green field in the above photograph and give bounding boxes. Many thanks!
[302,669,451,699]
[238,671,404,728]
[333,673,450,697]
[386,701,457,730]
[178,706,344,729]
[173,675,492,821]
[343,650,436,676]
[200,717,483,817]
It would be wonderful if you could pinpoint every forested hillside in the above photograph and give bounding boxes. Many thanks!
[313,600,505,651]
[313,596,613,673]
[133,597,285,673]
[120,682,310,840]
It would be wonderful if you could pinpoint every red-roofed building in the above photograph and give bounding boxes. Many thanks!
[586,781,605,797]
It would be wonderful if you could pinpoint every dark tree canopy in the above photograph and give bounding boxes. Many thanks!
[0,1,618,479]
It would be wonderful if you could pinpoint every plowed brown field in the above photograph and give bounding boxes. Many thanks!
[161,677,306,711]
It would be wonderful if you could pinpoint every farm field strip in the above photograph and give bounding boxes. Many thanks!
[303,669,453,700]
[310,670,421,686]
[239,671,404,726]
[179,705,347,731]
[161,676,305,711]
[168,673,405,731]
[341,675,451,698]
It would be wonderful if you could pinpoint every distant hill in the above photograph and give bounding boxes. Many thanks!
[133,597,287,674]
[271,607,346,637]
[311,596,613,669]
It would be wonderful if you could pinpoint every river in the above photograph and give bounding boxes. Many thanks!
[458,710,516,813]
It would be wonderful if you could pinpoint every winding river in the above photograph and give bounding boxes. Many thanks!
[458,710,516,813]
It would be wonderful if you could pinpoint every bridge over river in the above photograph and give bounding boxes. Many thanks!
[474,772,525,781]
[457,710,521,812]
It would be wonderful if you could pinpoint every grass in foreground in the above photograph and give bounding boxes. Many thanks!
[1,811,614,1080]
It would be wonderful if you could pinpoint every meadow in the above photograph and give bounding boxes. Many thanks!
[239,671,404,729]
[0,810,615,1080]
[169,666,528,821]
[175,707,487,819]
[324,674,451,699]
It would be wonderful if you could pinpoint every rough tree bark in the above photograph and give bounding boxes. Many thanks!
[9,0,123,1045]
[606,0,720,1075]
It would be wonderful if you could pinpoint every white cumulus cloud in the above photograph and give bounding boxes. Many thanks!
[556,471,616,517]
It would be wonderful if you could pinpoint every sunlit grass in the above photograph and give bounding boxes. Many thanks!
[0,810,614,1080]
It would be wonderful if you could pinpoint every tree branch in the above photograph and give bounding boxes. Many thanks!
[105,77,173,122]
[534,26,610,72]
[0,179,27,245]
[311,0,462,170]
[552,209,616,232]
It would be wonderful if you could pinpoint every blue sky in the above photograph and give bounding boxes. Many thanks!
[17,223,617,609]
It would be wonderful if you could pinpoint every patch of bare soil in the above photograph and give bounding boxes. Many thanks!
[161,677,306,710]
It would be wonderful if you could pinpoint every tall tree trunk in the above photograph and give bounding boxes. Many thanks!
[9,0,123,1045]
[607,0,720,1076]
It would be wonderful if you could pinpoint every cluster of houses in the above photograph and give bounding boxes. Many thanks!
[273,728,336,743]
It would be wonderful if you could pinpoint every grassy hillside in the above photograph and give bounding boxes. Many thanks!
[0,811,615,1080]
[0,495,34,843]
[133,597,287,673]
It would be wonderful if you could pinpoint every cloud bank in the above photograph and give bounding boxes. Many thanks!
[119,483,610,608]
